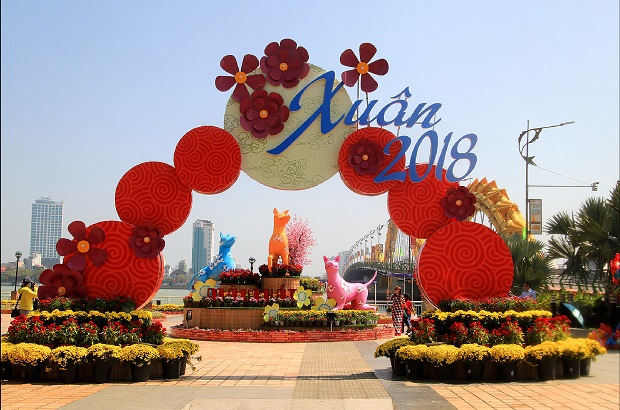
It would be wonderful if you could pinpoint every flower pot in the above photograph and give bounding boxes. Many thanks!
[21,364,41,383]
[406,360,425,380]
[180,360,187,376]
[434,363,453,382]
[393,356,407,376]
[464,361,485,382]
[130,364,150,382]
[580,358,591,376]
[92,363,113,384]
[561,359,580,379]
[59,364,79,384]
[1,361,13,381]
[537,358,556,381]
[499,362,517,382]
[162,359,181,379]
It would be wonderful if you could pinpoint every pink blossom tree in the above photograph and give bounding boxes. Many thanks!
[286,215,317,267]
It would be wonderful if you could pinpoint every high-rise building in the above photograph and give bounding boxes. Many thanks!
[30,197,64,267]
[192,219,215,276]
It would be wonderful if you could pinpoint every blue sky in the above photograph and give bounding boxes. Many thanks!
[1,1,618,275]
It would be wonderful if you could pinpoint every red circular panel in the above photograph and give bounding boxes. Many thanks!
[115,161,192,235]
[387,164,458,239]
[338,127,406,196]
[65,221,164,309]
[174,126,242,194]
[416,221,514,307]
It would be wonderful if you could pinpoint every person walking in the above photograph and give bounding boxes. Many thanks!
[402,293,413,334]
[387,286,404,336]
[17,277,38,315]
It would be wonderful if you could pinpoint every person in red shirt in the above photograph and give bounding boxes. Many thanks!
[402,293,413,334]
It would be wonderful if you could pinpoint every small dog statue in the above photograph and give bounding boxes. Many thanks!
[268,208,290,273]
[323,255,377,311]
[188,232,236,290]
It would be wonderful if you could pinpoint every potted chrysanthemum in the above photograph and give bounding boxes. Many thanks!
[162,338,200,375]
[87,343,122,383]
[580,338,606,376]
[524,341,560,381]
[374,336,410,376]
[425,344,460,382]
[396,344,428,379]
[120,344,159,382]
[157,344,185,379]
[556,339,589,379]
[1,341,15,381]
[489,344,525,382]
[48,346,89,383]
[8,343,52,382]
[457,344,490,382]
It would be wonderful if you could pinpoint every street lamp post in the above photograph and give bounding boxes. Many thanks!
[248,257,256,272]
[12,251,22,300]
[518,120,575,236]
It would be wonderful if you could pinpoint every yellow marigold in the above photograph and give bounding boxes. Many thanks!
[49,346,89,370]
[1,342,14,362]
[557,339,589,360]
[489,344,525,364]
[524,341,560,363]
[374,337,410,358]
[425,344,460,365]
[87,344,122,364]
[582,337,607,360]
[457,344,490,362]
[120,344,159,367]
[396,344,428,361]
[8,343,51,366]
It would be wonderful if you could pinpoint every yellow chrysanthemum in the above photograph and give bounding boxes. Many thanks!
[311,297,337,311]
[263,303,280,322]
[293,286,311,308]
[191,279,217,301]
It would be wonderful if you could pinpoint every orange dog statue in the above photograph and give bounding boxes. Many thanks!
[268,208,291,272]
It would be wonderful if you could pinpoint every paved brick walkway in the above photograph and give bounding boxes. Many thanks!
[2,313,619,410]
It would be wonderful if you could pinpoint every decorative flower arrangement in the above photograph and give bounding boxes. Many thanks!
[120,344,159,367]
[239,89,290,139]
[340,42,389,93]
[260,38,310,88]
[38,296,136,313]
[192,279,217,301]
[293,286,312,308]
[457,343,491,363]
[556,339,589,360]
[7,343,51,366]
[410,318,437,344]
[524,341,561,364]
[219,269,261,285]
[56,220,107,271]
[263,303,280,322]
[439,296,538,313]
[128,225,165,258]
[311,297,337,311]
[524,317,555,345]
[440,186,477,221]
[49,346,89,370]
[347,139,385,176]
[395,344,429,361]
[489,318,524,345]
[77,321,100,346]
[58,318,80,345]
[162,338,202,371]
[299,277,323,292]
[215,54,266,103]
[374,337,411,358]
[489,344,525,364]
[467,321,490,345]
[38,264,84,299]
[549,316,571,341]
[87,343,122,365]
[448,322,469,346]
[424,344,460,366]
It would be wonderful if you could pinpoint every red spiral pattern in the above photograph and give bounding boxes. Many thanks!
[416,221,514,306]
[67,221,164,309]
[337,127,406,196]
[174,126,242,194]
[115,161,192,235]
[387,164,458,239]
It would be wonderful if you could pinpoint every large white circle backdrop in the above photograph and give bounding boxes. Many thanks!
[224,64,356,190]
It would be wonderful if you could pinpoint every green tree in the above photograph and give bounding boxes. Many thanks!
[503,233,554,295]
[545,180,620,294]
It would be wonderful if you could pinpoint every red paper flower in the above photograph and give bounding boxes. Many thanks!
[129,225,165,259]
[260,39,310,88]
[56,220,107,271]
[340,43,389,93]
[440,186,477,221]
[215,54,266,103]
[239,89,290,139]
[38,264,84,299]
[347,139,385,176]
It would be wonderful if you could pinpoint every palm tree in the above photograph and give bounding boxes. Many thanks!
[503,233,554,295]
[545,181,620,294]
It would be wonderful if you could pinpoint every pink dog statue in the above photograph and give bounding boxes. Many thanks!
[323,255,377,311]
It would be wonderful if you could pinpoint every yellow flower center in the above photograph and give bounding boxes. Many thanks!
[259,109,269,118]
[77,240,90,253]
[356,62,369,74]
[279,62,288,71]
[235,71,247,83]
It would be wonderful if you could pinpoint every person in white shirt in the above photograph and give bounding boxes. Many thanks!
[519,282,537,300]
